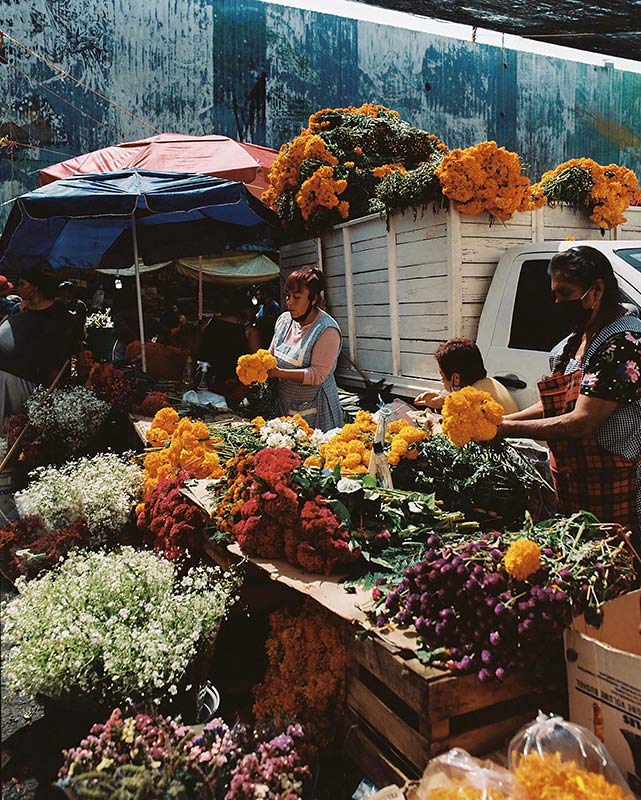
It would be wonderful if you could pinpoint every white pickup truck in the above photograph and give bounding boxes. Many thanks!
[280,204,641,408]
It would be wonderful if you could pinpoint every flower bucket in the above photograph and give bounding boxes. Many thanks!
[87,327,116,362]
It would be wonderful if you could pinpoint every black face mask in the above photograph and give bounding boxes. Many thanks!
[558,288,594,329]
[292,300,315,324]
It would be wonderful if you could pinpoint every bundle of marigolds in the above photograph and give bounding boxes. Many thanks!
[137,470,209,560]
[415,748,516,800]
[57,708,311,800]
[531,158,638,229]
[304,409,376,472]
[263,102,447,233]
[143,410,224,497]
[212,450,256,534]
[436,141,533,222]
[253,601,348,749]
[441,386,504,447]
[236,349,277,385]
[371,512,634,680]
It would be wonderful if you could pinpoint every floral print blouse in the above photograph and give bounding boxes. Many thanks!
[581,328,641,403]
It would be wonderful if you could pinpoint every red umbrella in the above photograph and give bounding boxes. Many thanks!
[38,133,277,199]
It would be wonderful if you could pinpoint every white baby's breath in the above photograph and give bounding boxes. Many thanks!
[2,547,239,704]
[15,452,143,543]
[85,308,114,329]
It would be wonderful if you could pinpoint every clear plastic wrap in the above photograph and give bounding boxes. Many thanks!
[508,712,633,799]
[412,748,521,800]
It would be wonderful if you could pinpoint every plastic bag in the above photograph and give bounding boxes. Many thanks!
[508,712,633,799]
[412,748,521,800]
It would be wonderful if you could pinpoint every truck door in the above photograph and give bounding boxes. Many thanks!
[478,253,575,409]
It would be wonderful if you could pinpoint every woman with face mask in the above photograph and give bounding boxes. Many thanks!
[497,246,641,545]
[268,267,343,431]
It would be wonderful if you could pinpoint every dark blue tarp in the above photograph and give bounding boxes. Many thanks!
[0,169,280,271]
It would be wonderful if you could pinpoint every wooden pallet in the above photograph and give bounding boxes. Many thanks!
[345,632,567,784]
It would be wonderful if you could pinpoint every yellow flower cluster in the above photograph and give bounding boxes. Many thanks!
[146,406,180,447]
[305,410,376,474]
[142,417,224,498]
[436,141,532,222]
[441,386,504,447]
[386,418,429,465]
[532,158,638,229]
[262,130,338,211]
[236,349,277,385]
[295,165,349,221]
[513,752,633,800]
[504,538,542,580]
[419,782,509,800]
[372,163,408,179]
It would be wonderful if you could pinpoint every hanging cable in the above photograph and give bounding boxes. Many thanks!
[0,29,162,134]
[6,56,122,135]
[0,139,79,158]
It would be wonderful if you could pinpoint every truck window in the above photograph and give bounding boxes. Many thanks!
[614,247,641,274]
[508,259,573,352]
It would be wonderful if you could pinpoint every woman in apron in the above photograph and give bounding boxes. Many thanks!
[497,246,641,546]
[269,267,343,432]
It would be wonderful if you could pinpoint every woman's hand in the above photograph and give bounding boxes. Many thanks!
[267,366,282,379]
[414,390,446,410]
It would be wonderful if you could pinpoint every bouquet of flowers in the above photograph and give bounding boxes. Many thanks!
[25,386,110,458]
[304,409,376,473]
[370,512,635,681]
[137,471,209,560]
[263,103,447,233]
[57,708,310,800]
[85,308,114,329]
[530,158,638,229]
[0,515,89,581]
[435,141,533,222]
[2,547,239,706]
[146,406,180,447]
[441,386,504,447]
[253,601,348,749]
[15,452,143,544]
[236,349,277,385]
[132,391,170,417]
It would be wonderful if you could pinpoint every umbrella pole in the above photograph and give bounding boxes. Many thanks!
[131,213,147,372]
[198,255,203,322]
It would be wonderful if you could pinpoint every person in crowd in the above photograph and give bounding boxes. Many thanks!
[0,276,22,322]
[57,281,88,343]
[256,283,281,319]
[496,246,641,542]
[414,337,520,414]
[198,289,260,396]
[0,267,81,418]
[111,314,138,367]
[268,267,343,431]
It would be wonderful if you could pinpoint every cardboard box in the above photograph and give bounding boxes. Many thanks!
[564,589,641,795]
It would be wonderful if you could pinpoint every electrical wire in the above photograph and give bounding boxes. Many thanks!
[0,30,161,134]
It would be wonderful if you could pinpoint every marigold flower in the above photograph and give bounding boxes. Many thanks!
[504,538,542,580]
[237,350,277,385]
[442,387,504,447]
[513,752,633,800]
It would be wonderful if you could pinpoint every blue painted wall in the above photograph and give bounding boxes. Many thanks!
[1,0,640,227]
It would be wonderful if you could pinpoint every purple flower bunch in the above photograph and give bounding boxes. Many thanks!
[57,708,310,800]
[372,516,635,682]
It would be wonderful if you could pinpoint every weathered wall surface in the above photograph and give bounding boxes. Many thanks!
[2,0,640,226]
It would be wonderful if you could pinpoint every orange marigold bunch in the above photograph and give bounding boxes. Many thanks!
[146,406,180,447]
[386,418,429,465]
[295,166,349,221]
[531,158,638,229]
[372,163,407,178]
[212,450,255,534]
[143,417,224,498]
[513,751,633,800]
[308,102,399,132]
[441,386,504,447]
[253,601,348,749]
[436,141,532,222]
[305,410,376,473]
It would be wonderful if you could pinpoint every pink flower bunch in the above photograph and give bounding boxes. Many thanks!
[285,495,360,575]
[137,470,209,560]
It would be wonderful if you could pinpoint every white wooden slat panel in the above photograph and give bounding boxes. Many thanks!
[352,268,389,286]
[353,302,391,317]
[397,276,448,303]
[460,221,534,239]
[350,248,389,275]
[399,315,448,338]
[325,286,347,307]
[398,301,449,316]
[400,338,441,355]
[348,283,395,305]
[396,237,449,268]
[461,239,533,262]
[394,208,446,234]
[542,227,611,241]
[400,352,439,379]
[351,235,388,253]
[349,216,387,244]
[355,347,394,374]
[462,276,493,303]
[396,224,448,245]
[462,261,499,279]
[396,261,448,281]
[355,316,392,337]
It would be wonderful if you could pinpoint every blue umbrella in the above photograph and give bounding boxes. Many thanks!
[0,169,279,371]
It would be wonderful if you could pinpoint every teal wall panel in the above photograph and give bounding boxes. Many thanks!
[1,0,639,228]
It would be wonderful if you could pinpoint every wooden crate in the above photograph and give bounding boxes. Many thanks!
[345,632,567,784]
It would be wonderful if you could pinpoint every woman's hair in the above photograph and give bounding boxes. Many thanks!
[18,266,59,300]
[284,267,325,304]
[548,246,620,311]
[434,337,487,386]
[548,246,623,374]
